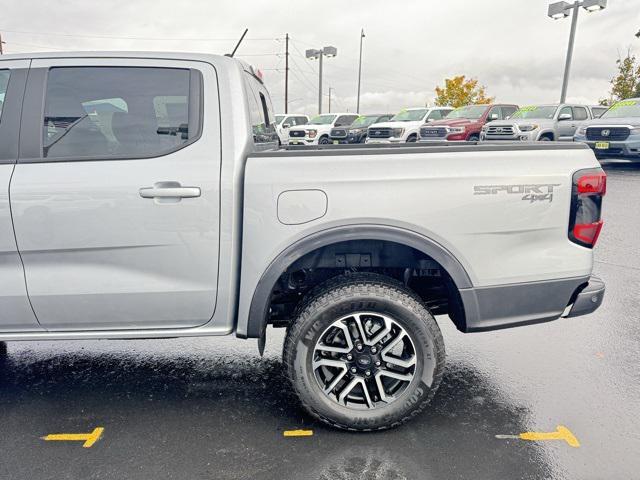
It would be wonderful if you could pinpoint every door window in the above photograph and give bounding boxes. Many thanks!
[558,106,573,120]
[502,106,518,118]
[572,106,588,121]
[0,70,9,122]
[427,110,442,121]
[488,106,502,120]
[42,67,199,159]
[335,115,357,126]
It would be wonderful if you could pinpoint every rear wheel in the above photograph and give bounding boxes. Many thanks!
[406,134,417,143]
[318,136,331,145]
[283,273,445,431]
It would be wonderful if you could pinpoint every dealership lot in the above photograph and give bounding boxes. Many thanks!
[0,160,638,480]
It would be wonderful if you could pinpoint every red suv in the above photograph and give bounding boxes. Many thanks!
[418,104,518,142]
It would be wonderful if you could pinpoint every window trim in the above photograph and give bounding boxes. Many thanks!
[18,66,204,164]
[0,68,29,165]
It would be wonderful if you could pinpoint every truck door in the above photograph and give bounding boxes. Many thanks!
[0,60,42,332]
[10,58,221,331]
[556,106,576,140]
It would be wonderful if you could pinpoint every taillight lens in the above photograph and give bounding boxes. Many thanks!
[569,168,606,248]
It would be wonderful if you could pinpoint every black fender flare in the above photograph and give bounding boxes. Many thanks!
[243,224,473,340]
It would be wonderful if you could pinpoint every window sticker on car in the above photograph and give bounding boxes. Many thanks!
[610,100,637,110]
[519,106,538,112]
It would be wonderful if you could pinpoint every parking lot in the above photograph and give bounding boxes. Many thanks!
[0,159,637,480]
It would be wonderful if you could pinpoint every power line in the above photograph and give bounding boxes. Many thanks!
[0,27,280,42]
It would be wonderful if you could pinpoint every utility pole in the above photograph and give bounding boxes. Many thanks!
[306,46,337,115]
[317,52,323,114]
[356,29,365,113]
[548,1,607,103]
[328,87,333,113]
[0,33,4,55]
[284,33,289,113]
[560,3,579,103]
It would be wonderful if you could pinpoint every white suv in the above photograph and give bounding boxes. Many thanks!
[366,107,453,143]
[274,114,309,145]
[288,113,359,145]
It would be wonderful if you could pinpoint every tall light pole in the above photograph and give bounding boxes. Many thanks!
[548,0,607,103]
[356,29,365,113]
[328,87,333,113]
[306,46,338,114]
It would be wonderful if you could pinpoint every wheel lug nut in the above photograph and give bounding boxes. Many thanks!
[371,346,377,353]
[365,370,371,376]
[356,344,363,351]
[346,354,353,360]
[350,367,357,374]
[375,361,381,367]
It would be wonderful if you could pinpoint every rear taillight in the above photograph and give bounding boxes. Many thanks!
[569,168,606,248]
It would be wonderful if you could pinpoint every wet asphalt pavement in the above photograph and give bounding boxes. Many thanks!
[1,160,639,480]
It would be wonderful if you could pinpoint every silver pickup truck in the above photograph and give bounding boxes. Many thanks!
[0,52,606,431]
[480,104,604,142]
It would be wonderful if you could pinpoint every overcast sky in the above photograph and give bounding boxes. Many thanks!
[2,0,639,115]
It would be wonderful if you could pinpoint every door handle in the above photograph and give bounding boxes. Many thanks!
[139,182,201,200]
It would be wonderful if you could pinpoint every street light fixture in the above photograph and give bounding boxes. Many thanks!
[306,46,338,114]
[548,0,608,103]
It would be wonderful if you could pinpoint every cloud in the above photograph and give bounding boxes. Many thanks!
[2,0,639,114]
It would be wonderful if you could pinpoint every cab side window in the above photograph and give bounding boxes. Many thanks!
[427,110,442,121]
[573,106,588,121]
[558,106,573,120]
[335,115,354,127]
[0,70,9,122]
[502,106,517,118]
[42,67,199,159]
[488,106,502,120]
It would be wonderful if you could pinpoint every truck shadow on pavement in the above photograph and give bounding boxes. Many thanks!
[0,341,553,480]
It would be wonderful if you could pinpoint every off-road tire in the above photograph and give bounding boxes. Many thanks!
[283,273,445,431]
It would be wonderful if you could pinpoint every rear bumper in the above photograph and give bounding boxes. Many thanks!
[563,275,605,318]
[460,275,604,332]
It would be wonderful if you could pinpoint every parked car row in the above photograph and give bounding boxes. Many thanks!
[277,97,640,159]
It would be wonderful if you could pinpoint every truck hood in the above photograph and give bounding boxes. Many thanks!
[579,117,640,127]
[426,118,479,127]
[487,118,554,127]
[368,120,423,129]
[290,124,333,133]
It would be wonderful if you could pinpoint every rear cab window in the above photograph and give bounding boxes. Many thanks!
[244,73,277,145]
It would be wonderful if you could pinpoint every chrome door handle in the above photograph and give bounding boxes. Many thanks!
[139,182,201,199]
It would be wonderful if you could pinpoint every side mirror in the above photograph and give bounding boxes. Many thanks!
[505,115,511,120]
[558,113,572,121]
[426,118,433,123]
[489,113,499,120]
[282,123,291,129]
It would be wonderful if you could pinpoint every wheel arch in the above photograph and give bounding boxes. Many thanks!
[241,225,473,343]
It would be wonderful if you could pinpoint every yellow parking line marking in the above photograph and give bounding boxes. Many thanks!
[42,427,104,448]
[283,429,314,437]
[496,425,580,448]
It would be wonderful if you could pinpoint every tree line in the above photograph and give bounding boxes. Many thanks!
[433,50,640,108]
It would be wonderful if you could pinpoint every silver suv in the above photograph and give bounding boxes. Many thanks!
[480,104,598,142]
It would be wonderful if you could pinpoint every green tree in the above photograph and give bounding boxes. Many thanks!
[434,75,494,108]
[607,50,640,102]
